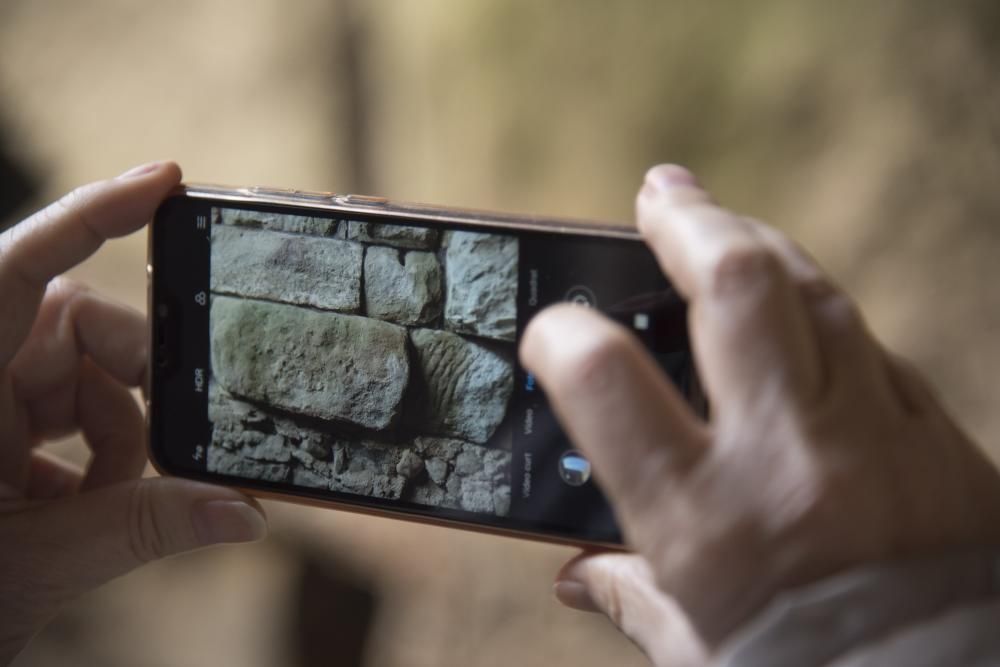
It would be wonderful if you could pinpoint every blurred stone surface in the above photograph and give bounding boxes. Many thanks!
[348,220,440,249]
[443,231,517,341]
[211,225,362,313]
[364,246,442,325]
[215,207,343,237]
[408,328,513,443]
[211,296,409,430]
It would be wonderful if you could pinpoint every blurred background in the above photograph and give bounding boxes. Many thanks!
[3,0,1000,664]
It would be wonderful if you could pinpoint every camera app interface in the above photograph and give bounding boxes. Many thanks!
[206,208,519,521]
[167,203,695,542]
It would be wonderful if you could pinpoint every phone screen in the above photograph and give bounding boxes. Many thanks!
[151,196,699,544]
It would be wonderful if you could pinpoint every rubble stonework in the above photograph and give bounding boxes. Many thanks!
[207,386,512,513]
[208,208,517,516]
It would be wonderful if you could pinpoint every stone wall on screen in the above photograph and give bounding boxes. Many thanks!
[363,246,442,325]
[211,296,410,430]
[212,225,362,312]
[207,208,516,516]
[443,230,517,341]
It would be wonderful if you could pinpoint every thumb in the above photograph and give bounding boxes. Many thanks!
[555,553,708,667]
[9,477,267,601]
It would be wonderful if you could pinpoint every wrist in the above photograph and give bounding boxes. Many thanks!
[717,549,1000,667]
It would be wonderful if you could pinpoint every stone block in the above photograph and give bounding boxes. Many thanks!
[459,478,494,513]
[293,467,332,489]
[407,329,513,443]
[409,484,446,507]
[207,444,290,482]
[493,485,511,516]
[363,247,442,325]
[443,231,517,341]
[395,450,425,479]
[245,434,291,462]
[211,225,362,313]
[214,207,341,237]
[208,384,512,515]
[425,458,449,485]
[412,435,464,462]
[348,221,440,250]
[327,438,408,499]
[211,296,410,430]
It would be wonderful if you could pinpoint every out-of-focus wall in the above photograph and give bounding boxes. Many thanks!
[368,0,1000,447]
[3,1,999,665]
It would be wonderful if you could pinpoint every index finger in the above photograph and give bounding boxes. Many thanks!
[0,161,181,365]
[635,165,822,417]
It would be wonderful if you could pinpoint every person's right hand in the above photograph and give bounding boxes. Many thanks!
[521,165,1000,665]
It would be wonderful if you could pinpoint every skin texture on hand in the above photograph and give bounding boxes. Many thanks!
[0,163,268,664]
[520,164,1000,666]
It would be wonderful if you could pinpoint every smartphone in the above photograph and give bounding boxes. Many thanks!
[148,185,703,547]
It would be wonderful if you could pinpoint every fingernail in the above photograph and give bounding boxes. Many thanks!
[553,581,600,613]
[117,161,162,179]
[644,164,698,193]
[191,500,267,546]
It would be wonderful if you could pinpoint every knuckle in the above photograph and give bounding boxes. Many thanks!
[704,244,783,297]
[52,184,103,241]
[46,275,89,304]
[126,482,168,563]
[31,277,91,324]
[59,182,102,213]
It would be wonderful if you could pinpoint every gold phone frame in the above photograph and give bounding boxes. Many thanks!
[147,183,647,549]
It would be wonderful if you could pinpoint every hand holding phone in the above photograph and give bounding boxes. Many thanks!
[150,181,704,545]
[526,165,1000,663]
[0,162,268,665]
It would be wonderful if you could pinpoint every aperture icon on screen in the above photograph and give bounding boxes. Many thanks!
[564,285,596,308]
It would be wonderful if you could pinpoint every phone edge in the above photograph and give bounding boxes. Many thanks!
[175,183,642,240]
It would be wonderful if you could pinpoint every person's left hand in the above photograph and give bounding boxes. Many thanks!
[0,162,268,664]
